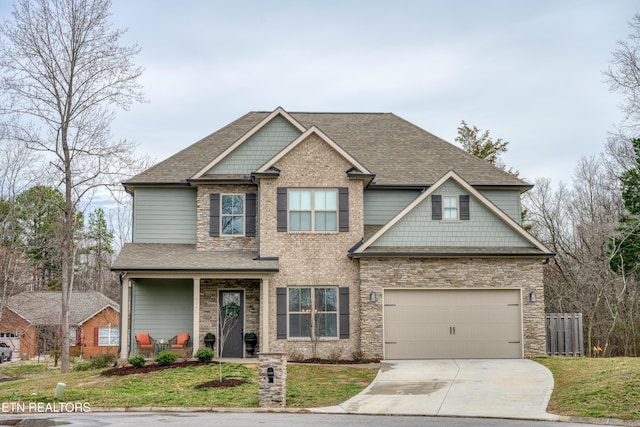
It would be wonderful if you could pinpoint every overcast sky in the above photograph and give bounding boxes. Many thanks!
[3,1,639,186]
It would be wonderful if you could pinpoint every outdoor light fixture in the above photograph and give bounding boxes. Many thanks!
[369,291,377,302]
[529,291,537,302]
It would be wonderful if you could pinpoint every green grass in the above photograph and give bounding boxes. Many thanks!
[535,357,640,420]
[0,361,378,408]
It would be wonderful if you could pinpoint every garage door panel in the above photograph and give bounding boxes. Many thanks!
[384,289,522,359]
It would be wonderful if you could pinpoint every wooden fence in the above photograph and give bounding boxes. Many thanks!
[546,313,584,356]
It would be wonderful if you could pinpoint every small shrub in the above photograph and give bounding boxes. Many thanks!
[90,353,115,369]
[351,350,365,362]
[128,355,146,368]
[73,361,93,371]
[154,350,177,366]
[194,347,214,363]
[327,347,343,363]
[287,348,305,362]
[73,353,115,371]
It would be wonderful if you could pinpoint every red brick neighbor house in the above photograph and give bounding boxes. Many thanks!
[0,291,120,359]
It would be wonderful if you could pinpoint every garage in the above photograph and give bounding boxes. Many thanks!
[384,289,522,359]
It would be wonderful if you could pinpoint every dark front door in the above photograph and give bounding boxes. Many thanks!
[219,290,244,357]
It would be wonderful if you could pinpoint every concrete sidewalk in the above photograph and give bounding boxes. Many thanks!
[312,359,559,420]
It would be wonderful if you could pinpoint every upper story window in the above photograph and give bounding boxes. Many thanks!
[288,189,337,232]
[221,194,245,235]
[443,196,458,220]
[431,194,470,221]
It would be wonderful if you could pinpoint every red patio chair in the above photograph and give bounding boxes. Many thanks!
[134,332,155,357]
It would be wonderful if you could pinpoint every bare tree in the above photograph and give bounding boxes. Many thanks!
[0,139,36,321]
[604,12,640,132]
[217,300,240,381]
[0,0,144,372]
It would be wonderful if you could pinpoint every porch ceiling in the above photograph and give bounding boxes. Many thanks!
[112,243,279,272]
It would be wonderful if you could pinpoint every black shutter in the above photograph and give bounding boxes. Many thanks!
[338,187,349,232]
[276,288,287,339]
[210,193,220,236]
[245,193,256,236]
[339,287,350,339]
[431,195,442,220]
[277,187,287,232]
[460,195,470,220]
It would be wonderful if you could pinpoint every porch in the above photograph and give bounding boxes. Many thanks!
[112,244,278,361]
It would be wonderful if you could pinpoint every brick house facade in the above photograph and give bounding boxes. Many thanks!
[113,107,553,361]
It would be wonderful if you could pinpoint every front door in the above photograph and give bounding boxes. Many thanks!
[219,290,244,357]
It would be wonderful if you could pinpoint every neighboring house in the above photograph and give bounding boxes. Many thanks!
[112,107,554,361]
[0,291,120,359]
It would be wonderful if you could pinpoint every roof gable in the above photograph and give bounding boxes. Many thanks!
[6,291,120,326]
[256,125,372,175]
[354,170,551,254]
[191,107,306,179]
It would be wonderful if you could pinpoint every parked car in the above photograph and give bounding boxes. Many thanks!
[0,342,12,362]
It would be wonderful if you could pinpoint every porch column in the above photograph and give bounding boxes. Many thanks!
[193,277,200,356]
[260,277,270,352]
[119,278,131,360]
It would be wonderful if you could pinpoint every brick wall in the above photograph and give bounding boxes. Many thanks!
[79,306,120,359]
[199,279,261,355]
[196,184,258,251]
[359,257,546,359]
[258,133,364,359]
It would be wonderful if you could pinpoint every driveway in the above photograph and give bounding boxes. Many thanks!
[312,359,559,421]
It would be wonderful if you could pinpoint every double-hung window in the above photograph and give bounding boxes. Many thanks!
[98,327,119,346]
[221,194,244,235]
[443,196,459,220]
[289,189,337,231]
[288,287,338,338]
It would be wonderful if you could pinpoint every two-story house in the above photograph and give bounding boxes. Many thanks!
[112,107,553,361]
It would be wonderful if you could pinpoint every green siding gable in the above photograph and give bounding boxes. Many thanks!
[133,188,196,244]
[364,189,421,225]
[208,115,301,175]
[130,279,193,353]
[479,189,522,224]
[372,180,531,248]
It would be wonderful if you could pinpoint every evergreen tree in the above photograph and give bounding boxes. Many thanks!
[611,138,640,278]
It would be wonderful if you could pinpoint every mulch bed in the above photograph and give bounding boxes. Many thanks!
[194,378,247,389]
[296,358,380,364]
[101,360,217,376]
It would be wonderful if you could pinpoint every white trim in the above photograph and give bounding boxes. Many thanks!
[191,107,306,179]
[220,193,246,236]
[193,277,200,357]
[256,126,372,175]
[354,170,551,254]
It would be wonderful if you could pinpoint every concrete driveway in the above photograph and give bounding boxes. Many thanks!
[312,359,559,421]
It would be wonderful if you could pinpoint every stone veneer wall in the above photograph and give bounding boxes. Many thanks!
[359,257,546,359]
[258,353,287,408]
[198,279,260,354]
[196,184,258,251]
[258,134,363,360]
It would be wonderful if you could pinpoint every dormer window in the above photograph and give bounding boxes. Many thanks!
[443,196,458,220]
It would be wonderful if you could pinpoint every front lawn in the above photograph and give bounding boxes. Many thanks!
[0,360,378,409]
[536,357,640,420]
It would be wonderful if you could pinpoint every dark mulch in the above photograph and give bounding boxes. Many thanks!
[101,360,218,376]
[194,378,247,389]
[296,358,380,364]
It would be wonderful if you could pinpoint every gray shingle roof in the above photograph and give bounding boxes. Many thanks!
[125,111,529,188]
[7,291,119,326]
[111,243,279,272]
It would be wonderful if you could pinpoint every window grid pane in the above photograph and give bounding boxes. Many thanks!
[288,287,338,339]
[443,196,458,220]
[289,189,337,232]
[221,194,245,235]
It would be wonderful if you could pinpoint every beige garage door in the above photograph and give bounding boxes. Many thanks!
[384,289,522,359]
